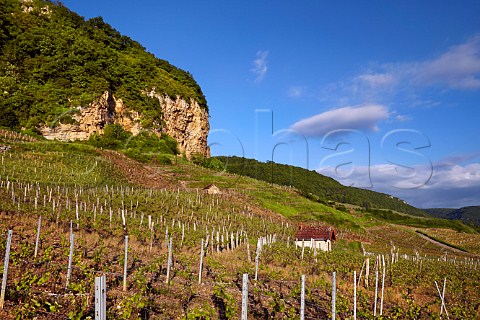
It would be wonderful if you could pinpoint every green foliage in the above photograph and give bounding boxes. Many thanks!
[185,302,216,319]
[212,284,237,319]
[88,124,178,162]
[0,0,208,130]
[191,154,225,171]
[117,292,148,319]
[156,154,173,165]
[88,123,130,149]
[124,148,152,163]
[127,131,178,155]
[204,157,225,171]
[161,133,179,155]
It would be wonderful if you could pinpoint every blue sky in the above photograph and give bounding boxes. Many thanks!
[61,0,480,209]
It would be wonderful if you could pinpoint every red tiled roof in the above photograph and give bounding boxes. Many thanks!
[294,225,336,241]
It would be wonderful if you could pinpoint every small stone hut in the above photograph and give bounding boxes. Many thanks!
[294,224,336,252]
[203,184,221,195]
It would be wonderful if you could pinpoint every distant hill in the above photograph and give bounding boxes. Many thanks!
[216,156,427,217]
[425,206,480,226]
[423,208,455,219]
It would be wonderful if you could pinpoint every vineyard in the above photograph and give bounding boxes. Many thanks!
[0,133,479,319]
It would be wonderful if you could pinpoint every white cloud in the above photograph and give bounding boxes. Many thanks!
[317,160,480,208]
[415,35,480,89]
[291,104,390,137]
[252,50,269,83]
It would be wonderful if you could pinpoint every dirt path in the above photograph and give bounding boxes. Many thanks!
[415,231,480,257]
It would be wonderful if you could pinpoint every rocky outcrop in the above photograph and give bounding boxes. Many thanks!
[39,90,210,159]
[147,90,210,158]
[39,91,141,141]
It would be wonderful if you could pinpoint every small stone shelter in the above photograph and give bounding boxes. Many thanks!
[294,224,336,252]
[203,184,221,195]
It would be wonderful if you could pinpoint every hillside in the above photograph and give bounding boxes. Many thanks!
[216,156,427,217]
[0,132,479,318]
[0,0,209,157]
[0,131,480,319]
[425,206,480,226]
[1,2,479,318]
[423,208,455,219]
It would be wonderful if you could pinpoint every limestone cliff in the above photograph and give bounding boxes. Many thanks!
[147,90,210,158]
[39,91,141,141]
[39,90,210,158]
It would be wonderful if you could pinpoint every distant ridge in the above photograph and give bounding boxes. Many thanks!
[425,206,480,226]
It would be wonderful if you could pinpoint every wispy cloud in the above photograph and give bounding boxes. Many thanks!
[354,34,480,94]
[287,86,306,98]
[252,50,269,83]
[356,73,397,88]
[414,34,480,89]
[291,104,390,137]
[395,114,410,122]
[316,34,480,108]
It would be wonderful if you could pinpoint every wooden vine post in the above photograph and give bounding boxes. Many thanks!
[380,255,386,316]
[198,239,204,285]
[374,269,379,317]
[435,278,449,318]
[34,216,41,258]
[353,270,357,320]
[166,237,173,284]
[300,274,306,320]
[65,232,74,289]
[123,235,128,292]
[0,230,12,309]
[241,273,248,320]
[332,271,336,320]
[95,275,106,320]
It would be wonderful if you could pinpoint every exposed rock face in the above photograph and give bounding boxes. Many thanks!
[39,90,210,159]
[147,91,210,158]
[39,91,141,141]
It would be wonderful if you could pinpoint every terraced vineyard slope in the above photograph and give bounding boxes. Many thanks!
[0,134,478,319]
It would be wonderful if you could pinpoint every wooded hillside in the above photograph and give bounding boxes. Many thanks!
[0,0,207,131]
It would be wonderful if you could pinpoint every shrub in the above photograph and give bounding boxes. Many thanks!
[204,157,225,171]
[88,124,131,149]
[124,148,151,163]
[191,153,206,166]
[156,154,172,165]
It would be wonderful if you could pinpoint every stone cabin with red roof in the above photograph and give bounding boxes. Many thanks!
[294,224,336,252]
